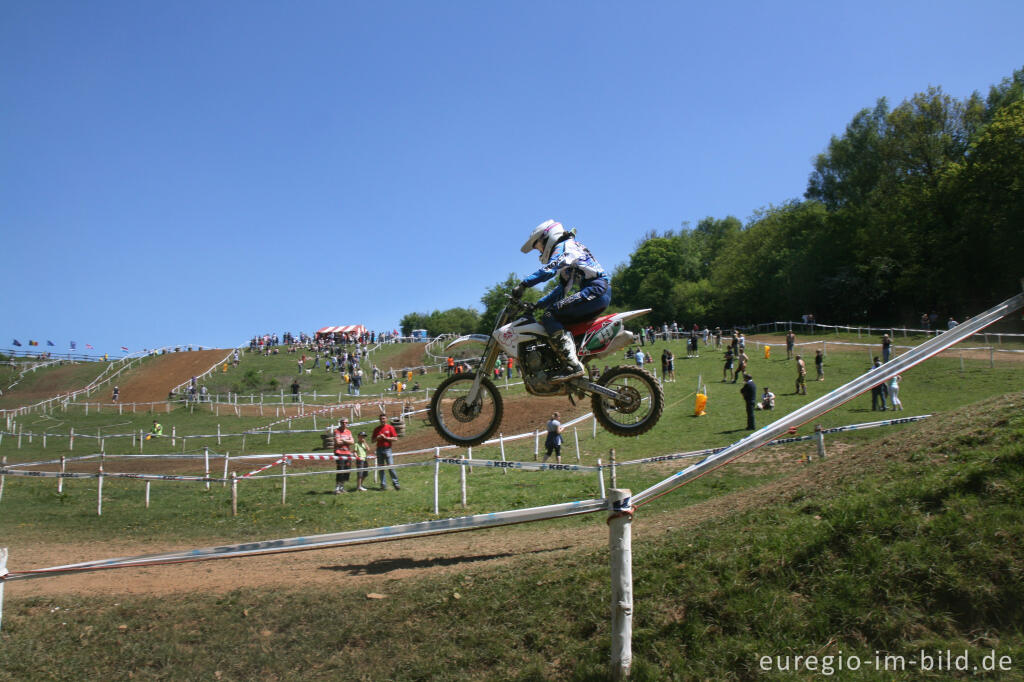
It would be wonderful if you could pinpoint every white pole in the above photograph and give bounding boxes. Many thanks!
[608,488,634,679]
[593,416,597,439]
[574,427,581,463]
[0,456,5,503]
[597,458,606,497]
[0,546,7,632]
[217,424,221,445]
[204,447,210,490]
[281,459,288,504]
[815,425,827,460]
[433,449,440,515]
[499,433,507,474]
[171,425,176,446]
[460,452,467,508]
[222,452,230,487]
[97,465,104,516]
[990,347,995,369]
[58,456,65,494]
[145,481,151,509]
[534,430,539,461]
[231,473,238,516]
[70,428,76,450]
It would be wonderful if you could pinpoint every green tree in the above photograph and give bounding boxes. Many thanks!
[477,273,540,334]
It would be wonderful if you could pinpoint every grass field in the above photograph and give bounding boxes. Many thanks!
[1,334,1023,679]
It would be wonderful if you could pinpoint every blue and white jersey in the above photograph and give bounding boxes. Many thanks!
[522,238,608,308]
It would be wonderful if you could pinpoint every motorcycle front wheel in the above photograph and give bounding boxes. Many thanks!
[429,373,504,446]
[591,365,664,437]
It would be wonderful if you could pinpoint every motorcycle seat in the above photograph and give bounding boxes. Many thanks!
[567,314,615,338]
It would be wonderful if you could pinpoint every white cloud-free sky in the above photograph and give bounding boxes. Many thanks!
[3,1,1021,355]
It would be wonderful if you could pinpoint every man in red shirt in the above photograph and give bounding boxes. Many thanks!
[333,418,354,494]
[372,414,400,490]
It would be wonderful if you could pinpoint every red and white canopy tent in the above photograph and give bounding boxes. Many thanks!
[315,325,367,339]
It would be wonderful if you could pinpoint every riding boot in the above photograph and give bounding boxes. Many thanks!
[549,330,585,383]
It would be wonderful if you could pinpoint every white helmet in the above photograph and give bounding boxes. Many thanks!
[520,219,566,263]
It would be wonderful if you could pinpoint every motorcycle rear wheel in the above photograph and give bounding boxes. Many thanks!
[591,365,664,437]
[430,373,504,446]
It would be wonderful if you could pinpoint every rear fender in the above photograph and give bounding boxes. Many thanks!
[445,334,491,351]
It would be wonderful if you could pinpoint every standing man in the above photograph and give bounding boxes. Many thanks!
[634,347,645,367]
[881,333,892,363]
[333,418,354,494]
[740,373,757,431]
[786,330,795,360]
[795,355,807,395]
[870,357,888,411]
[373,414,400,490]
[543,411,564,464]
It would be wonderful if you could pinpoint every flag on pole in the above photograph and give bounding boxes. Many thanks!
[12,339,22,346]
[70,341,77,350]
[47,340,55,346]
[121,346,129,352]
[86,343,94,349]
[29,340,39,346]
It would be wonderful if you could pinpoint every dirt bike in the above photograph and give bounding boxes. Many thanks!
[429,293,665,446]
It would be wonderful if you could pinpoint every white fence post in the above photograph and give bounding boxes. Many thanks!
[204,447,210,490]
[597,458,606,497]
[815,425,827,460]
[145,481,151,509]
[281,459,288,504]
[433,448,440,514]
[574,427,581,463]
[231,473,238,516]
[58,456,65,494]
[97,465,104,516]
[608,488,634,679]
[460,452,467,508]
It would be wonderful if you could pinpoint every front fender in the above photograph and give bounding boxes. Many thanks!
[445,334,491,351]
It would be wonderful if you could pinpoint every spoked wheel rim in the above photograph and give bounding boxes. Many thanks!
[591,366,664,436]
[430,374,503,446]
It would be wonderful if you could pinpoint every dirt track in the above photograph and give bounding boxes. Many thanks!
[115,350,228,402]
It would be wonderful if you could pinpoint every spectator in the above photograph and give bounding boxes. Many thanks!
[795,355,807,395]
[353,431,370,491]
[758,387,775,411]
[722,347,735,382]
[733,350,748,384]
[634,348,645,367]
[543,411,564,464]
[291,378,300,402]
[870,357,888,411]
[333,418,354,494]
[786,330,795,360]
[814,349,824,381]
[447,356,455,376]
[352,367,363,396]
[881,333,892,363]
[947,317,958,330]
[889,374,903,411]
[373,414,400,490]
[740,373,757,430]
[713,326,722,349]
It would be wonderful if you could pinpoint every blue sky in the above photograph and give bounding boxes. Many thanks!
[2,1,1021,356]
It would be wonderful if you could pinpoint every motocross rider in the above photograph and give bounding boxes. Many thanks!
[512,220,611,383]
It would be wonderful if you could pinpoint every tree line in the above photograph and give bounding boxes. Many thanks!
[403,68,1023,337]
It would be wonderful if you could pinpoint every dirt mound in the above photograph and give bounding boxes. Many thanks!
[115,350,229,403]
[380,343,429,370]
[0,364,100,407]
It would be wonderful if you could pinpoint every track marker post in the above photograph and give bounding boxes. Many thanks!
[608,489,634,680]
[231,473,238,516]
[58,456,65,494]
[597,458,606,497]
[499,433,507,474]
[97,465,104,516]
[145,481,151,509]
[574,427,581,463]
[0,547,7,632]
[0,456,6,503]
[433,448,440,515]
[281,459,288,504]
[815,425,827,460]
[460,452,467,508]
[204,447,210,490]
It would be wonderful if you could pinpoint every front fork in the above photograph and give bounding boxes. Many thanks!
[465,337,502,405]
